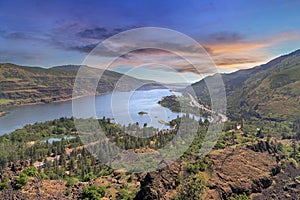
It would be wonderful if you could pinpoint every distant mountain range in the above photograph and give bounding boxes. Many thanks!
[0,63,153,107]
[189,49,300,122]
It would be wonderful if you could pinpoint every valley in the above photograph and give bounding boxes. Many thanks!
[1,50,300,199]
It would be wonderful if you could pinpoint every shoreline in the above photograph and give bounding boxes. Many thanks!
[0,87,174,110]
[0,92,110,110]
[0,88,173,115]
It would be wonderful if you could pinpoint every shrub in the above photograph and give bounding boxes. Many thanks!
[186,158,209,174]
[178,174,206,200]
[0,176,9,190]
[66,177,77,187]
[82,184,106,200]
[83,172,96,182]
[14,173,28,189]
[229,193,249,200]
[118,188,134,200]
[23,166,38,177]
[289,158,298,168]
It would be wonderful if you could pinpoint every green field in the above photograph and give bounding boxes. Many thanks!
[0,99,14,105]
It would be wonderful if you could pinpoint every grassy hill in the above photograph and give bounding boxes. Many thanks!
[0,63,151,107]
[188,49,300,122]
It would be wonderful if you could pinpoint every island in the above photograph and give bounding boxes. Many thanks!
[158,119,170,126]
[0,111,7,117]
[138,111,148,115]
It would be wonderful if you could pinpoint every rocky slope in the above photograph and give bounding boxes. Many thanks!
[134,137,299,200]
[0,161,140,200]
[134,162,182,200]
[0,137,299,199]
[0,63,151,107]
[188,49,300,121]
[204,146,280,199]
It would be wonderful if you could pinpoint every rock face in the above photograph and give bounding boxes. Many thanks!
[134,162,182,200]
[0,160,30,180]
[0,179,77,200]
[204,147,280,199]
[252,163,300,200]
[0,160,82,200]
[0,161,137,200]
[247,140,278,154]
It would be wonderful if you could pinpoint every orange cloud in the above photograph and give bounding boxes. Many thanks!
[106,31,300,75]
[204,31,300,70]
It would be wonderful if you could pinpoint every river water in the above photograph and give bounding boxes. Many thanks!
[0,89,189,135]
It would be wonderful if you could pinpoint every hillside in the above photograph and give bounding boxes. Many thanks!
[0,63,150,107]
[188,49,300,122]
[1,117,300,199]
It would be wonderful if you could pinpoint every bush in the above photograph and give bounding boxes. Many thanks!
[82,184,106,200]
[118,188,134,200]
[178,174,206,200]
[186,158,209,174]
[23,166,38,177]
[214,135,227,149]
[14,173,28,189]
[0,177,9,190]
[229,193,249,200]
[66,177,77,187]
[83,172,96,182]
[289,158,298,168]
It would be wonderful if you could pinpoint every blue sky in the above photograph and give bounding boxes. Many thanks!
[1,0,300,82]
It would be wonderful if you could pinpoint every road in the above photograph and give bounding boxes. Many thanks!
[187,93,228,123]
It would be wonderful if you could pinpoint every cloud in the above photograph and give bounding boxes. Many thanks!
[70,43,98,53]
[76,27,126,40]
[208,31,244,44]
[77,26,138,40]
[213,55,266,67]
[4,32,34,40]
[0,50,44,62]
[172,64,212,74]
[77,27,108,39]
[202,31,300,69]
[2,20,298,76]
[0,30,47,41]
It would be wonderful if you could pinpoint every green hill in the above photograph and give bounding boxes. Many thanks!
[0,63,150,107]
[188,49,300,122]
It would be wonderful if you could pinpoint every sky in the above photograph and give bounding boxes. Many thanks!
[1,0,300,83]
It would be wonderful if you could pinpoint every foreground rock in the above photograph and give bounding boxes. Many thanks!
[204,147,280,199]
[134,162,182,200]
[252,163,300,200]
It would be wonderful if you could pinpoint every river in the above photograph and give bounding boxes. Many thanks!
[0,89,189,135]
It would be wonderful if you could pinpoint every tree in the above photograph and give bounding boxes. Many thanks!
[291,139,297,159]
[293,119,300,140]
[256,128,264,138]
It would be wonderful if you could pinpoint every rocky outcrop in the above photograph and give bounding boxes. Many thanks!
[204,147,280,199]
[0,161,140,200]
[0,160,30,180]
[134,162,182,200]
[252,163,300,200]
[247,140,278,154]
